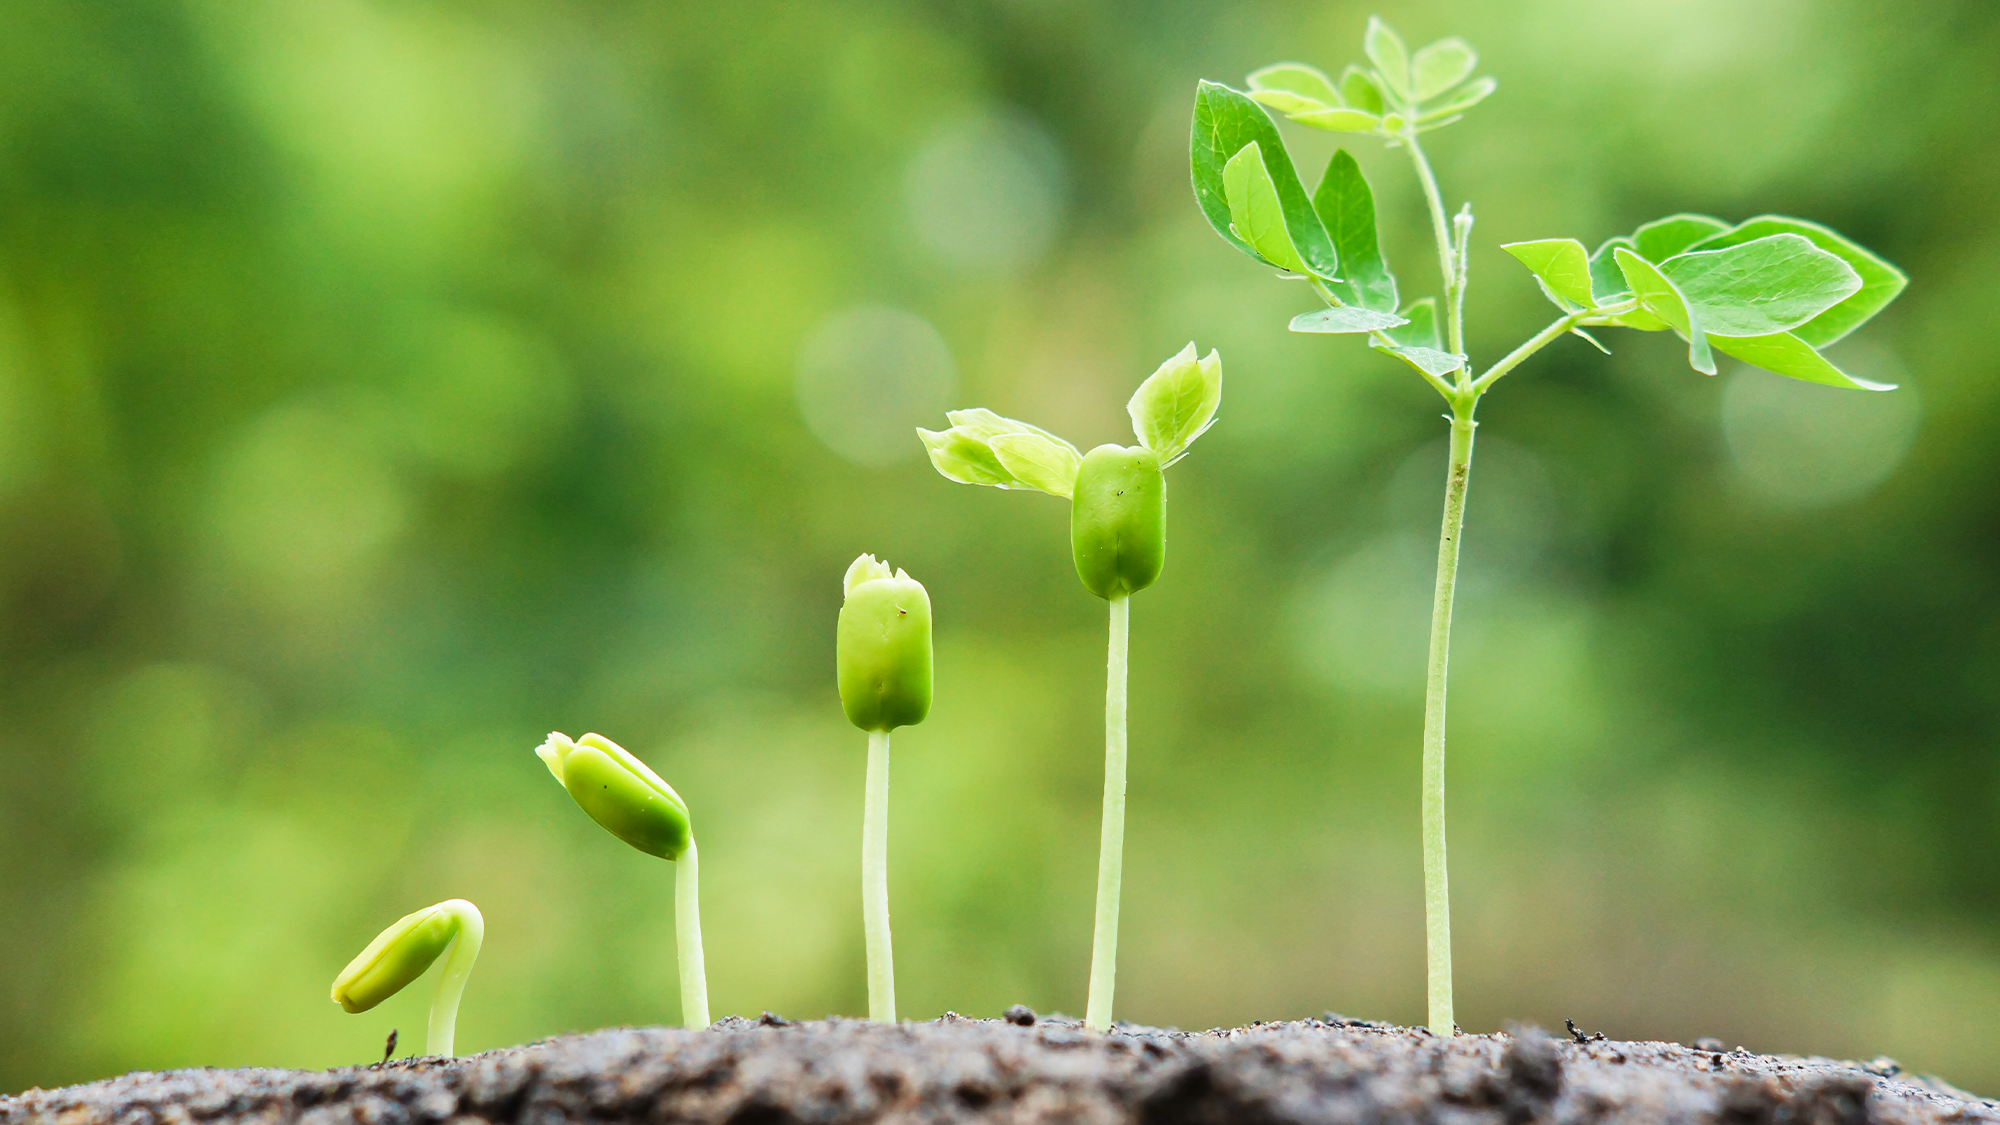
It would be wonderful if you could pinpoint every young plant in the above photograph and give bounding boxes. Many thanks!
[331,898,484,1058]
[536,731,709,1028]
[836,554,934,1023]
[1191,17,1906,1034]
[919,343,1223,1031]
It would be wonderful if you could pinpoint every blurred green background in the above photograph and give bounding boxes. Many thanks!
[3,0,1997,1096]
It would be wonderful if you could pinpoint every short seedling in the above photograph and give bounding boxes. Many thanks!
[537,731,709,1028]
[920,343,1224,1030]
[331,898,484,1058]
[1191,16,1906,1033]
[836,554,934,1022]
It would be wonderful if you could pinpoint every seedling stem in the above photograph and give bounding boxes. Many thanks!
[863,729,896,1022]
[676,839,710,1028]
[1085,592,1131,1031]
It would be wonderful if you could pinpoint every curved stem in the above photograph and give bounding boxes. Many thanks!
[1469,300,1641,395]
[1086,593,1131,1031]
[863,729,896,1022]
[426,901,484,1057]
[1421,403,1478,1035]
[676,839,711,1028]
[1403,135,1463,360]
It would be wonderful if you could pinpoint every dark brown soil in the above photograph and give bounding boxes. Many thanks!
[4,1013,1994,1125]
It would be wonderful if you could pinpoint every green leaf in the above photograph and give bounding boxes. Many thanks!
[1411,37,1476,101]
[1416,75,1496,121]
[1709,332,1895,391]
[1224,142,1309,274]
[1502,239,1594,307]
[1247,62,1342,107]
[1288,106,1383,132]
[1127,342,1223,465]
[918,427,1018,488]
[1291,306,1408,333]
[990,431,1084,497]
[1377,344,1465,379]
[1249,90,1329,115]
[1632,213,1729,263]
[945,408,1073,449]
[1385,297,1441,350]
[1570,326,1612,354]
[1616,247,1714,374]
[1364,17,1411,100]
[1660,233,1861,337]
[1685,215,1907,347]
[1312,150,1398,312]
[1588,236,1636,302]
[1340,66,1386,114]
[1190,81,1341,278]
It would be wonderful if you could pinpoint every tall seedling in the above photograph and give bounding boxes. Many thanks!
[920,343,1223,1030]
[1192,17,1906,1033]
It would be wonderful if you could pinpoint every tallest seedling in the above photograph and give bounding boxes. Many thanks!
[1192,16,1906,1032]
[921,343,1223,1030]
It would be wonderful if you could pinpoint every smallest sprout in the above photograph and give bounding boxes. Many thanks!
[331,898,483,1058]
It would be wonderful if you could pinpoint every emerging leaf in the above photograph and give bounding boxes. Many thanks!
[1410,37,1477,101]
[1313,150,1399,312]
[1660,233,1862,337]
[1340,66,1386,114]
[946,407,1074,449]
[1377,344,1466,379]
[1128,342,1223,466]
[990,431,1084,498]
[1247,62,1343,107]
[1190,82,1341,278]
[1502,239,1595,307]
[1224,142,1310,274]
[1291,306,1408,333]
[1686,216,1906,347]
[1288,106,1383,133]
[1632,213,1729,263]
[1364,16,1412,100]
[918,427,1020,488]
[1616,247,1714,374]
[1709,332,1895,391]
[1416,75,1496,121]
[1385,297,1441,350]
[1588,236,1637,303]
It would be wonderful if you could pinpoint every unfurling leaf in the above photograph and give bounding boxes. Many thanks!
[1632,213,1729,264]
[1410,37,1477,101]
[1224,142,1309,274]
[1364,16,1412,100]
[1128,342,1223,466]
[1616,247,1714,374]
[1416,75,1496,121]
[946,407,1071,448]
[1686,216,1907,347]
[1588,237,1637,303]
[1291,306,1408,333]
[1246,62,1342,107]
[1340,66,1386,114]
[1190,82,1341,278]
[1385,297,1441,350]
[918,427,1018,488]
[1660,233,1862,338]
[990,432,1083,498]
[1288,107,1383,133]
[1313,150,1398,312]
[1708,332,1895,391]
[1502,239,1594,307]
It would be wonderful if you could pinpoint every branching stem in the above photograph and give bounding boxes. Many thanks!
[1086,593,1131,1031]
[676,839,711,1028]
[863,729,896,1022]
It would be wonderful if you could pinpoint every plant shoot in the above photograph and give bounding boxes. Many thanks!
[331,898,484,1058]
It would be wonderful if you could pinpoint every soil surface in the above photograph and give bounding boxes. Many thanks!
[5,1012,1994,1125]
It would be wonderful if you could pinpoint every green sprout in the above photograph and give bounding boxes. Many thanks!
[331,898,483,1058]
[536,731,709,1028]
[1192,16,1906,1034]
[920,342,1223,1030]
[836,553,934,1022]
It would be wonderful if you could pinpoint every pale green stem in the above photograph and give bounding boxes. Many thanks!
[1085,593,1131,1031]
[425,906,483,1057]
[1470,301,1641,395]
[1421,403,1478,1036]
[863,729,896,1022]
[1403,134,1463,361]
[676,839,710,1028]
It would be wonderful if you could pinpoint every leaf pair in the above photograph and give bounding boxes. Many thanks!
[1243,17,1496,137]
[919,344,1224,496]
[1501,214,1906,390]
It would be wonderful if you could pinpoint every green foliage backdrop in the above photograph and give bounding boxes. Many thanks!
[2,0,1996,1094]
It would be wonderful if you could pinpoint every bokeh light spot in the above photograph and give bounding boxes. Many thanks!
[796,305,955,466]
[1722,357,1919,509]
[905,111,1066,274]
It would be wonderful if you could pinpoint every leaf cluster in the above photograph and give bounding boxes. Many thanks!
[918,343,1223,497]
[1244,17,1496,138]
